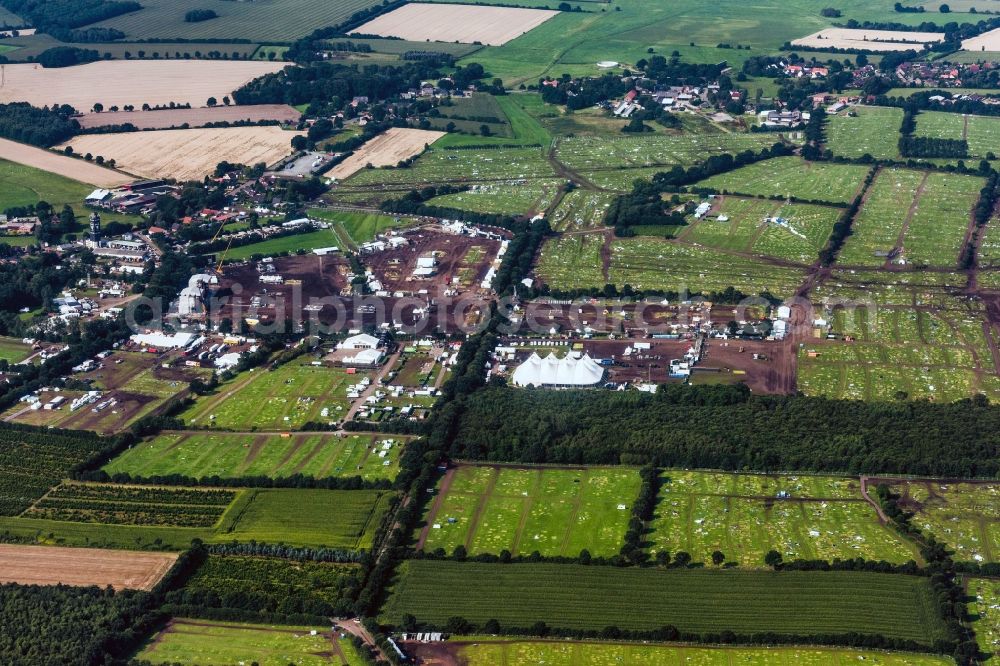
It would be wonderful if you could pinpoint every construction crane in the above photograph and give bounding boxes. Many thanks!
[215,236,234,274]
[209,220,227,243]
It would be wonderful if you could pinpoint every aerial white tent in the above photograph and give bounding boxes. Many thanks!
[512,352,604,388]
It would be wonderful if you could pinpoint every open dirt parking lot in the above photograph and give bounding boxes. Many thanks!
[329,127,445,180]
[0,60,285,110]
[350,3,558,46]
[58,126,301,181]
[0,544,177,590]
[0,137,133,187]
[793,28,945,52]
[76,104,302,130]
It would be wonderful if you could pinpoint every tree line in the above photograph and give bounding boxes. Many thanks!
[446,384,1000,478]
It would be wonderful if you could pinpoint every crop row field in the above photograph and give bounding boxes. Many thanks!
[103,432,402,482]
[0,426,106,516]
[649,471,917,567]
[428,179,562,216]
[381,561,949,644]
[695,157,870,205]
[447,638,954,666]
[914,110,1000,159]
[825,107,905,160]
[417,465,641,557]
[554,134,786,171]
[22,482,236,527]
[882,479,1000,563]
[174,554,361,612]
[836,168,982,268]
[178,359,366,431]
[136,619,365,666]
[679,196,839,264]
[0,488,391,551]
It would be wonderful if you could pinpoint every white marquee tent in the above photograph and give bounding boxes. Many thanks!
[512,352,604,388]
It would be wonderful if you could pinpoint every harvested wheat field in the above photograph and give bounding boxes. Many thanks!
[350,3,557,46]
[76,104,302,130]
[792,28,944,52]
[0,60,285,111]
[963,27,1000,51]
[0,544,177,590]
[0,137,132,187]
[330,127,445,180]
[58,127,301,181]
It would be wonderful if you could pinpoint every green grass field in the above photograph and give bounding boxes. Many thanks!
[178,359,364,431]
[885,480,1000,563]
[648,471,919,567]
[418,465,641,557]
[837,168,982,268]
[536,232,809,296]
[967,577,1000,657]
[914,110,1000,159]
[0,336,31,363]
[219,229,344,260]
[307,208,412,245]
[679,196,840,264]
[344,146,554,188]
[428,179,562,216]
[555,133,784,172]
[89,0,383,42]
[136,619,366,665]
[381,561,949,643]
[451,638,954,666]
[607,237,808,297]
[103,432,402,481]
[456,0,937,84]
[825,107,904,160]
[0,158,92,212]
[797,290,994,402]
[0,487,390,550]
[695,157,869,204]
[548,190,615,231]
[534,233,608,290]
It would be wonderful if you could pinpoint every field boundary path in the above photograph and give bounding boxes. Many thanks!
[887,171,929,269]
[334,619,386,662]
[859,476,890,524]
[415,466,458,550]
